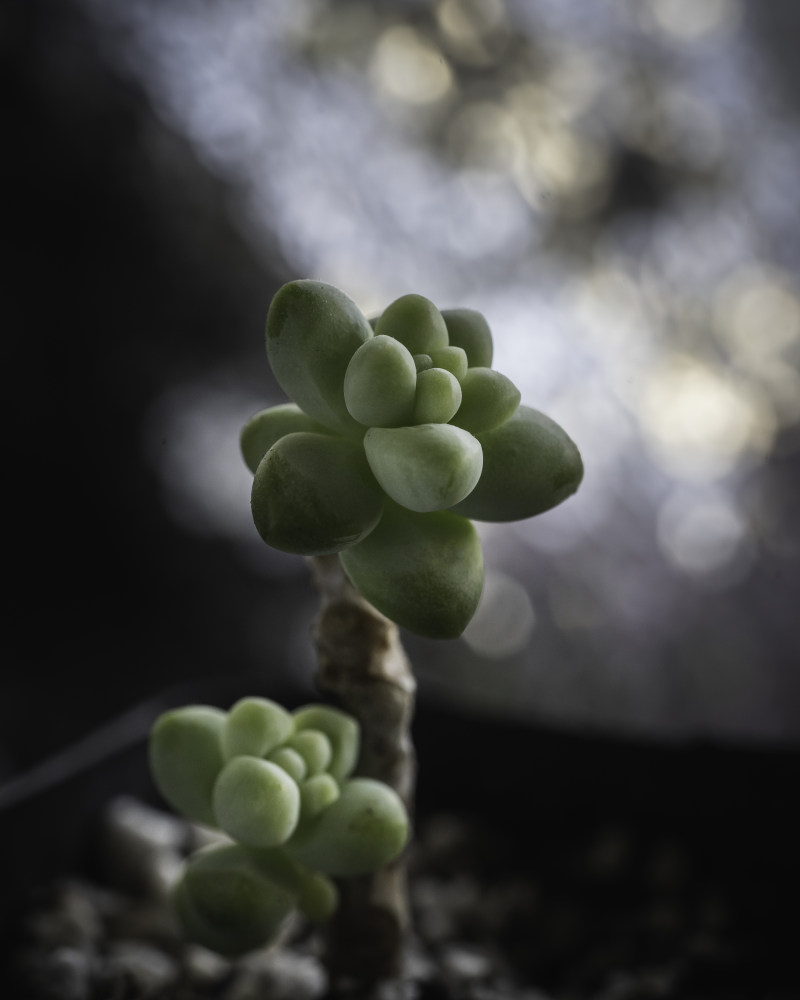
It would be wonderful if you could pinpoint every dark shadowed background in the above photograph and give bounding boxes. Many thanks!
[3,0,800,788]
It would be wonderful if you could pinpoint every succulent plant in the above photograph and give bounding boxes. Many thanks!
[241,280,583,639]
[149,699,409,956]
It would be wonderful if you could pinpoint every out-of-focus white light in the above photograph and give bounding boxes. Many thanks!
[436,0,508,68]
[446,101,525,174]
[640,355,775,480]
[462,570,536,659]
[645,0,741,41]
[657,489,752,577]
[517,126,608,212]
[371,26,453,105]
[714,267,800,364]
[144,384,257,541]
[549,579,604,630]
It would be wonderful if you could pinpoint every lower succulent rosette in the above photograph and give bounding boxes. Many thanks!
[150,699,410,956]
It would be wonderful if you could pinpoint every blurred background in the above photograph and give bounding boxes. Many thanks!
[4,0,800,782]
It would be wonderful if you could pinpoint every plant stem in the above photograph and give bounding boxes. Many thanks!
[308,554,416,995]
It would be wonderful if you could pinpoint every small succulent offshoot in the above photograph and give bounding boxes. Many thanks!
[242,280,584,639]
[149,698,409,956]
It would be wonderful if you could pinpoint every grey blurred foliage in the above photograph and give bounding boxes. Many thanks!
[6,0,800,761]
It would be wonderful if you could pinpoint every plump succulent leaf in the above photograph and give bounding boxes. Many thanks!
[266,280,372,433]
[340,502,484,639]
[173,844,297,956]
[286,778,409,877]
[295,869,339,922]
[243,845,307,894]
[374,293,449,355]
[285,730,333,776]
[212,757,300,848]
[412,367,462,425]
[344,335,417,427]
[240,404,332,475]
[441,308,493,368]
[363,424,482,513]
[221,697,293,761]
[299,773,340,820]
[267,747,307,783]
[149,707,225,828]
[428,345,469,381]
[449,367,521,434]
[451,405,584,521]
[292,705,359,784]
[251,432,384,555]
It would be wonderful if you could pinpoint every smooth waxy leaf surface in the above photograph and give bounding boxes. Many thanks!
[341,502,484,638]
[173,844,297,956]
[149,707,225,827]
[286,729,333,775]
[412,367,462,425]
[240,404,332,475]
[451,405,584,521]
[374,293,449,355]
[251,432,383,555]
[221,697,293,761]
[292,705,359,784]
[295,869,339,922]
[441,308,493,367]
[287,778,408,877]
[299,773,340,820]
[267,747,307,782]
[364,424,482,513]
[266,280,372,433]
[213,757,300,848]
[429,345,468,381]
[449,367,521,434]
[344,335,417,427]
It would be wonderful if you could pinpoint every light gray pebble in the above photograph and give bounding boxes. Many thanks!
[413,875,481,943]
[103,796,189,897]
[107,895,183,946]
[25,879,107,949]
[225,946,326,1000]
[440,943,493,981]
[468,987,555,1000]
[183,942,234,988]
[18,946,94,1000]
[104,939,180,997]
[373,978,421,1000]
[402,938,438,982]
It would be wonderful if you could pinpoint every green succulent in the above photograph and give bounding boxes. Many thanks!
[241,280,583,639]
[149,699,409,956]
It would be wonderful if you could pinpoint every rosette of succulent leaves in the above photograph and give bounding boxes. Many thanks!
[150,698,408,956]
[242,280,584,640]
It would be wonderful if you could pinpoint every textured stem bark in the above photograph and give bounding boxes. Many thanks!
[308,555,416,996]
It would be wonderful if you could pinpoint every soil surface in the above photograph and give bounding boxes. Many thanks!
[5,786,798,1000]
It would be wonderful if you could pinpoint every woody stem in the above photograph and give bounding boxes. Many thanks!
[308,554,416,995]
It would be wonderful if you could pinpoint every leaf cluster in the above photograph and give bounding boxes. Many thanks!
[149,699,409,955]
[242,281,583,638]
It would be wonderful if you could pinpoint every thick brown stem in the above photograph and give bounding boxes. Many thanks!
[308,555,416,995]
